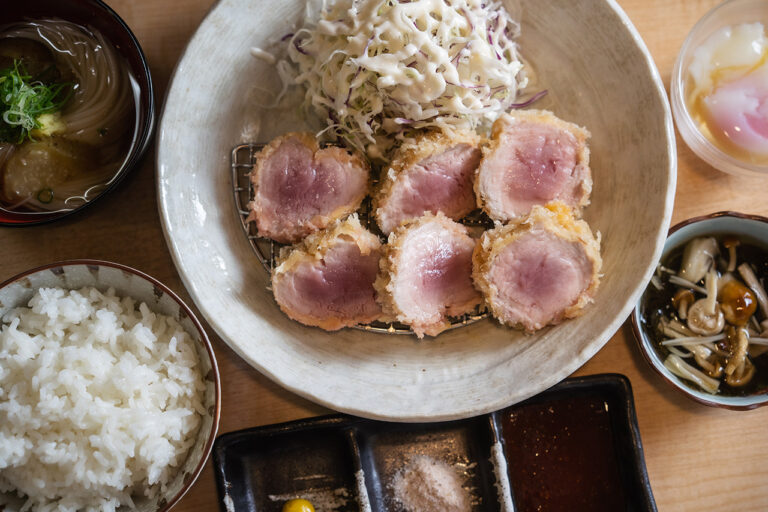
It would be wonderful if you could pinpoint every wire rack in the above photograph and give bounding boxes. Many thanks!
[231,142,490,335]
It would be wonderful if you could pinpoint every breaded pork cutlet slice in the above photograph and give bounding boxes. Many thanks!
[475,110,591,222]
[374,129,482,235]
[473,202,601,332]
[248,132,369,244]
[375,212,481,338]
[271,215,382,331]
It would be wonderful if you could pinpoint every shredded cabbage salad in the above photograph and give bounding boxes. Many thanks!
[277,0,528,156]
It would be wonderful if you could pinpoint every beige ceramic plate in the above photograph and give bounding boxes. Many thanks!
[157,0,676,421]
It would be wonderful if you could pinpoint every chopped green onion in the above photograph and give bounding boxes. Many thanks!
[0,60,72,143]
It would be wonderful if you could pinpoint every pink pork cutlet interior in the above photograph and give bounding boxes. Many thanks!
[485,121,585,217]
[255,137,366,239]
[275,239,380,322]
[393,226,478,321]
[378,143,481,233]
[489,229,594,329]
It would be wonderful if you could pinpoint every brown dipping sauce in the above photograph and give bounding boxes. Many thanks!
[501,394,627,511]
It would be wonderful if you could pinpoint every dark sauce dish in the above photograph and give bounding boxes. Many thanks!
[498,375,656,512]
[213,374,656,512]
[0,0,154,226]
[632,211,768,410]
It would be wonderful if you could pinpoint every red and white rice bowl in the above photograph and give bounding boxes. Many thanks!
[0,261,220,511]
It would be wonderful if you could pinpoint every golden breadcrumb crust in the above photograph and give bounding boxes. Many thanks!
[272,214,382,330]
[472,202,602,332]
[475,109,592,222]
[375,212,481,338]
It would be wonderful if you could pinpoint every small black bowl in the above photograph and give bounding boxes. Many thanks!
[0,0,154,226]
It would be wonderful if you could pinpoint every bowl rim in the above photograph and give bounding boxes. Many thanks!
[670,0,768,177]
[0,0,156,227]
[0,258,222,509]
[630,211,768,411]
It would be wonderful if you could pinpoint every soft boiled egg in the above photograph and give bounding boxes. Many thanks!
[702,64,768,157]
[687,22,768,160]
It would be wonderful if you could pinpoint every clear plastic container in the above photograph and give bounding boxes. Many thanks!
[671,0,768,177]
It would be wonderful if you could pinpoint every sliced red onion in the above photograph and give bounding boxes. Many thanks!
[293,37,309,55]
[509,90,548,108]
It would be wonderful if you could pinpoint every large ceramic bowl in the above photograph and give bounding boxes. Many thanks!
[0,0,155,226]
[632,212,768,410]
[157,0,676,421]
[0,260,220,511]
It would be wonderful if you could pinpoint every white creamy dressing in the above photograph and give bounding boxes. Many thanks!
[250,46,277,64]
[280,0,527,155]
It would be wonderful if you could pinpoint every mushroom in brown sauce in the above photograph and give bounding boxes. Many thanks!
[686,270,724,335]
[644,235,768,395]
[679,236,718,284]
[723,236,740,273]
[672,289,694,320]
[719,280,757,326]
[724,327,752,387]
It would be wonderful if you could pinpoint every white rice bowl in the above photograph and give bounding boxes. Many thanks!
[0,287,206,512]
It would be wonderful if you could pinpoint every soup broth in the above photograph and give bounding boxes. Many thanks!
[0,19,136,212]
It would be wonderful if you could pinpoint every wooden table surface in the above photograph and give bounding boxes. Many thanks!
[3,0,768,510]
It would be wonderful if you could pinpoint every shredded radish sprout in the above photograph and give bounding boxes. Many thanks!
[278,0,528,155]
[668,275,708,295]
[661,333,726,346]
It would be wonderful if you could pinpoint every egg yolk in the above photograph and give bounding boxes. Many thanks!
[282,498,315,512]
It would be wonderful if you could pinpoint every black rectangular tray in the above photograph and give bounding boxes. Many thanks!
[213,374,656,512]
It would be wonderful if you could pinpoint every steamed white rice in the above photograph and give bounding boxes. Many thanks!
[0,287,206,512]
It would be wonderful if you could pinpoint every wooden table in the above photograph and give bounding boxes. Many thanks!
[3,0,768,510]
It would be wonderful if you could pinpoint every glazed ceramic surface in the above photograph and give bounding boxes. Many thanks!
[156,0,676,421]
[0,261,220,511]
[633,213,768,410]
